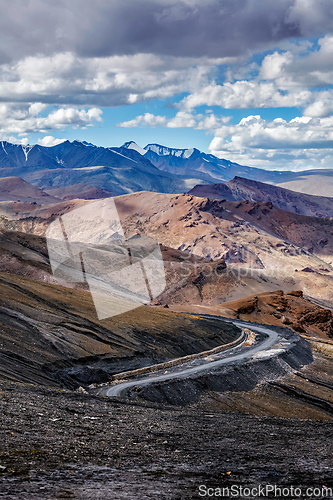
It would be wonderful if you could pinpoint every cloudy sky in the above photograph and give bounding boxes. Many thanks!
[1,0,333,171]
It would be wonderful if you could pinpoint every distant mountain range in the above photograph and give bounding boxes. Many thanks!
[124,141,333,197]
[0,139,332,197]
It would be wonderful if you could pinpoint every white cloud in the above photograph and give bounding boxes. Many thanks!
[119,109,333,170]
[259,35,333,88]
[37,136,67,147]
[209,114,333,170]
[167,111,197,128]
[303,99,333,117]
[29,102,47,116]
[118,110,231,130]
[0,0,332,168]
[260,51,294,80]
[0,134,29,145]
[178,36,333,117]
[179,80,317,111]
[0,52,218,108]
[0,103,103,136]
[119,113,168,128]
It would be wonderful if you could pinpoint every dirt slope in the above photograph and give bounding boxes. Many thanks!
[0,177,60,204]
[218,289,333,340]
[189,176,333,218]
[1,190,333,306]
[45,183,113,200]
[0,271,239,387]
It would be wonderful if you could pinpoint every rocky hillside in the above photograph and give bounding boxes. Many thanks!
[218,289,333,340]
[0,271,240,387]
[189,176,333,218]
[1,190,333,307]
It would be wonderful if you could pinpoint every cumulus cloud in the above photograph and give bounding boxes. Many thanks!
[180,81,316,110]
[0,134,29,146]
[0,103,103,136]
[119,108,333,170]
[259,35,333,88]
[209,114,333,170]
[0,52,217,107]
[37,136,67,147]
[178,36,333,117]
[0,0,333,170]
[118,110,230,129]
[119,113,168,128]
[0,1,332,112]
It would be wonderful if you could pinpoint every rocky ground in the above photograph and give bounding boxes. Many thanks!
[0,379,332,499]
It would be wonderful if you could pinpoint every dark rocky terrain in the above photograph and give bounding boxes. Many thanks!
[0,378,332,499]
[0,269,241,388]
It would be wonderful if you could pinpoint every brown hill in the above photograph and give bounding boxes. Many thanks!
[0,176,60,204]
[1,190,333,307]
[218,289,333,340]
[45,183,113,200]
[189,176,333,218]
[277,171,333,197]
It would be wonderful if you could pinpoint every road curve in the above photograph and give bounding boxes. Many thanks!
[102,321,280,398]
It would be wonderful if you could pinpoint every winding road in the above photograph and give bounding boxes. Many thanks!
[100,320,284,398]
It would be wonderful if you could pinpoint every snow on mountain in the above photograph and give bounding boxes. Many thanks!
[0,140,211,196]
[140,142,333,197]
[122,141,146,155]
[144,143,195,159]
[0,140,332,199]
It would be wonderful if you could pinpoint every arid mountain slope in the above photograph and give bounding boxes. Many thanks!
[0,177,60,204]
[0,271,239,387]
[45,183,113,200]
[189,176,333,218]
[277,170,333,197]
[1,191,332,305]
[218,289,333,340]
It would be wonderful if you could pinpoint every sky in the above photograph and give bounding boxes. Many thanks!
[1,0,333,171]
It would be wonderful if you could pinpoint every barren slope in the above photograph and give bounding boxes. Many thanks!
[0,177,60,204]
[114,192,333,305]
[218,289,333,340]
[1,191,333,306]
[0,271,239,387]
[189,176,333,218]
[45,183,113,200]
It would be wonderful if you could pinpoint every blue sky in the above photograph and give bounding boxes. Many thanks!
[1,0,333,171]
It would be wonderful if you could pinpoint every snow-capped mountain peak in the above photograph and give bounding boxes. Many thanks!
[122,141,146,155]
[144,143,196,159]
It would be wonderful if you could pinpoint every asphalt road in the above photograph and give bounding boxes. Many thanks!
[102,321,282,397]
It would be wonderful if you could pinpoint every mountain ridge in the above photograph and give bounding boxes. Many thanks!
[189,176,333,218]
[1,139,333,197]
[123,141,333,196]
